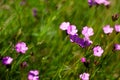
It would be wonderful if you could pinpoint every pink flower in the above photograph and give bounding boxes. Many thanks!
[80,57,86,63]
[60,22,78,35]
[103,0,110,6]
[103,25,113,34]
[95,0,110,6]
[67,25,78,35]
[95,0,105,4]
[15,42,28,54]
[83,37,93,44]
[114,25,120,32]
[114,44,120,51]
[79,72,90,80]
[28,70,39,80]
[60,22,70,30]
[2,56,13,65]
[93,46,104,57]
[82,26,94,38]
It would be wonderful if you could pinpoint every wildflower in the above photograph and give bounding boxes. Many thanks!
[32,8,38,17]
[103,25,113,34]
[80,57,86,63]
[60,22,70,30]
[79,72,90,80]
[114,25,120,32]
[83,37,93,44]
[95,0,110,6]
[67,25,78,35]
[88,0,96,7]
[82,26,94,38]
[112,14,119,21]
[15,42,28,54]
[69,34,79,42]
[114,44,120,51]
[93,46,104,57]
[69,35,92,48]
[103,0,110,6]
[78,37,92,48]
[21,61,28,68]
[28,70,39,80]
[2,56,13,65]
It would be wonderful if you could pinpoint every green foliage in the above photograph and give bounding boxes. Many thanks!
[0,0,120,80]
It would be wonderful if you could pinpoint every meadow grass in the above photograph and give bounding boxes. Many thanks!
[0,0,120,80]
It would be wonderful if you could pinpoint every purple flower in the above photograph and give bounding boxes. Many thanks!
[114,25,120,32]
[82,26,94,38]
[67,25,78,35]
[88,0,96,6]
[69,35,92,48]
[60,22,70,30]
[103,25,113,34]
[28,70,39,80]
[15,42,28,54]
[2,56,13,65]
[79,72,90,80]
[114,44,120,51]
[69,34,79,42]
[81,57,86,63]
[32,8,38,17]
[93,46,104,57]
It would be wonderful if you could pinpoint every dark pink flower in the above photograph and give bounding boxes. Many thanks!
[80,57,86,63]
[28,70,39,80]
[15,42,28,54]
[2,56,13,65]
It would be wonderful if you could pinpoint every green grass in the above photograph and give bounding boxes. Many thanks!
[0,0,120,80]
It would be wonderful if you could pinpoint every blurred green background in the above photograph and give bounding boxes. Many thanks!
[0,0,120,80]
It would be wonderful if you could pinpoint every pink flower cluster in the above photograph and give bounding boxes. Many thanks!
[60,22,78,35]
[60,22,94,48]
[1,41,40,79]
[60,21,120,79]
[103,24,120,34]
